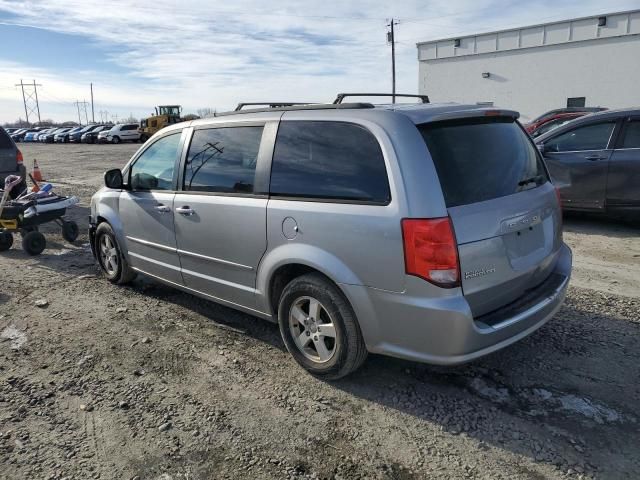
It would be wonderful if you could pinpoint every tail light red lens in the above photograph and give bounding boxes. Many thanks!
[401,217,460,288]
[16,149,23,165]
[554,185,562,210]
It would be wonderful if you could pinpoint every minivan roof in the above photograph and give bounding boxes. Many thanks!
[155,102,522,141]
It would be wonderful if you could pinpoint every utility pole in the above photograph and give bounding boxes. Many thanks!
[75,101,82,125]
[90,83,95,123]
[15,79,43,125]
[387,19,399,103]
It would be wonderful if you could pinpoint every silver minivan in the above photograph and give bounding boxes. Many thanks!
[90,101,572,379]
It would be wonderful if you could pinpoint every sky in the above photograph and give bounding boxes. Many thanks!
[0,0,639,124]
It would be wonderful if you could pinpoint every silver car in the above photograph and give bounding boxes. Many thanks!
[90,102,572,379]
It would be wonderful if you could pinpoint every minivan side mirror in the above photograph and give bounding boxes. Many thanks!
[104,169,124,189]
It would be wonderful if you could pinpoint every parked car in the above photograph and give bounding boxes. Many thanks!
[69,124,103,143]
[34,128,56,142]
[23,130,41,142]
[90,101,572,379]
[96,128,111,144]
[528,107,607,126]
[0,127,26,199]
[536,107,640,219]
[82,125,110,144]
[104,123,141,143]
[11,128,38,142]
[527,112,589,138]
[54,126,83,143]
[40,127,71,143]
[4,128,18,134]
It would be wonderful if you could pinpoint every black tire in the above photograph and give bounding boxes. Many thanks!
[111,136,120,144]
[22,231,46,255]
[277,273,368,380]
[61,220,79,243]
[0,232,13,251]
[95,222,136,284]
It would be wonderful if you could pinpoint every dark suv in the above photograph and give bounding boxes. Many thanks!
[0,127,26,197]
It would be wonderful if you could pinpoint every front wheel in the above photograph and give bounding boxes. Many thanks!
[278,273,368,380]
[95,222,136,284]
[111,136,120,144]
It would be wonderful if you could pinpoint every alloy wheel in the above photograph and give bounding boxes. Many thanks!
[288,296,337,363]
[99,235,119,276]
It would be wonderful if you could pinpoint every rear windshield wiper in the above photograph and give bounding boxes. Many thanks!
[518,175,544,187]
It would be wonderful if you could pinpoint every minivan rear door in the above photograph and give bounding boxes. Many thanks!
[419,115,563,317]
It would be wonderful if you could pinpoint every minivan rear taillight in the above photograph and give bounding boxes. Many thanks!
[16,149,23,165]
[401,218,460,288]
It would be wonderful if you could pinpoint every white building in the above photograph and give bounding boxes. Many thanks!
[416,10,640,121]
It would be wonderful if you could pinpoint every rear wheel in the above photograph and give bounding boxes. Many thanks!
[95,222,136,284]
[22,231,46,255]
[278,273,367,380]
[0,232,13,251]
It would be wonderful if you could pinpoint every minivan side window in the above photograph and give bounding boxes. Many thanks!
[620,120,640,149]
[130,132,181,191]
[545,122,615,152]
[270,121,390,203]
[183,126,264,193]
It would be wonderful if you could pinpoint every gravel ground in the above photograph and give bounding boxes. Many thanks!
[1,143,639,480]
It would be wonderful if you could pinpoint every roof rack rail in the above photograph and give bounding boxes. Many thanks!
[333,93,430,104]
[215,102,375,117]
[234,102,316,111]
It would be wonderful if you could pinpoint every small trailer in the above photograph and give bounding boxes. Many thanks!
[0,175,79,255]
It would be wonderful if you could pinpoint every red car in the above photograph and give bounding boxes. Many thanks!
[525,112,590,138]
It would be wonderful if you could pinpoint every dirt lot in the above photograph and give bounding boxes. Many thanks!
[1,143,639,480]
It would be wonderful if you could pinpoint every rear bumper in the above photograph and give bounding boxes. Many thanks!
[341,243,572,365]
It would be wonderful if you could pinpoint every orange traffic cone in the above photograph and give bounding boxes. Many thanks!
[32,159,43,182]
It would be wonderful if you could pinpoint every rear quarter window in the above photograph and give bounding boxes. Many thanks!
[419,117,548,208]
[270,121,390,204]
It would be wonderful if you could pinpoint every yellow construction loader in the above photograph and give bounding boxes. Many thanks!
[139,105,182,142]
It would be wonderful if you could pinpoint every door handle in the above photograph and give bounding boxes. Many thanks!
[585,155,606,161]
[176,206,195,216]
[154,204,171,213]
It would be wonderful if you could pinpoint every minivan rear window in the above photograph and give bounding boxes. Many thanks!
[419,118,548,208]
[0,129,14,149]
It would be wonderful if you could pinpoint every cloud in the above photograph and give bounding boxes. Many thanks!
[0,0,637,122]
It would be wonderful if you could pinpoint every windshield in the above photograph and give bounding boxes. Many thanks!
[419,117,549,208]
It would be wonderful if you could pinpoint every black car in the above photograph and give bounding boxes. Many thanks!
[536,107,640,219]
[81,125,110,144]
[69,124,104,143]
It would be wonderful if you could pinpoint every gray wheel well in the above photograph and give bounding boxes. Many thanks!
[269,264,328,315]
